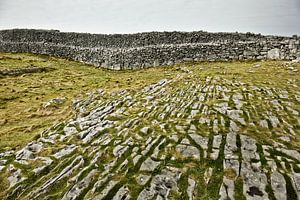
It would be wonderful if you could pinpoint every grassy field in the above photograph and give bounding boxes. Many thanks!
[0,52,300,199]
[0,52,299,151]
[0,52,179,150]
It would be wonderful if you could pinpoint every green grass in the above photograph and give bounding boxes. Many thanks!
[0,52,179,150]
[0,55,299,147]
[1,52,300,199]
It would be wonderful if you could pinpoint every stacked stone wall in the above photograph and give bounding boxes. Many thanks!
[0,29,299,70]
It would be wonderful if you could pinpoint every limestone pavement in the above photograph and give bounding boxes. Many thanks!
[1,67,300,199]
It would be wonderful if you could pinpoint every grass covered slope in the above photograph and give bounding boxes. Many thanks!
[0,52,178,150]
[0,53,300,200]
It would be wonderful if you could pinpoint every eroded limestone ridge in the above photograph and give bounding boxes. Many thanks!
[0,29,299,70]
[1,68,300,199]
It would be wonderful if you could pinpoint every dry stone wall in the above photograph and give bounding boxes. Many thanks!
[0,29,300,70]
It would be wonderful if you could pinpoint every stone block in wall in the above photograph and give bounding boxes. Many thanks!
[153,60,160,67]
[267,48,280,60]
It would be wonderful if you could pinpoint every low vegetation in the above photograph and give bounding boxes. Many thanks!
[0,52,179,150]
[1,53,299,150]
[0,52,300,199]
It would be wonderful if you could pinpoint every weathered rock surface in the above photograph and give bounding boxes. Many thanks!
[1,75,300,199]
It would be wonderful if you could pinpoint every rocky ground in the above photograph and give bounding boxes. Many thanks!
[0,57,300,199]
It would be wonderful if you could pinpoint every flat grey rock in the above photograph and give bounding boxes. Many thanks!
[189,134,209,150]
[140,127,150,135]
[53,145,77,159]
[136,174,151,186]
[176,144,200,159]
[112,185,131,200]
[187,177,196,200]
[277,148,300,162]
[63,126,78,136]
[7,165,26,188]
[140,157,160,172]
[240,135,259,161]
[219,177,235,200]
[271,171,286,200]
[16,141,43,161]
[137,168,181,200]
[113,145,129,157]
[94,180,119,200]
[62,169,97,200]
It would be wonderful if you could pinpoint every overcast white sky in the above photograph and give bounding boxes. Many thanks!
[0,0,299,36]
